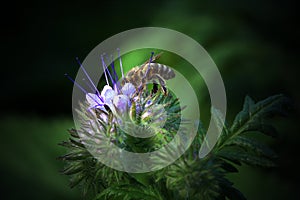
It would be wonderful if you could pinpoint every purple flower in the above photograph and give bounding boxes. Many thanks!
[113,95,130,113]
[121,83,136,97]
[86,83,136,114]
[85,93,104,110]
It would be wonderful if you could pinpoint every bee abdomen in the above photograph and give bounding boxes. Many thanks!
[153,63,175,80]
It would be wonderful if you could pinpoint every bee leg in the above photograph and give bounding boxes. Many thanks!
[121,77,128,85]
[137,84,144,93]
[151,82,159,95]
[137,78,146,93]
[162,86,168,95]
[152,74,167,95]
[144,63,151,79]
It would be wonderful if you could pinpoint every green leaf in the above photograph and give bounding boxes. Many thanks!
[211,107,229,136]
[231,94,287,135]
[226,136,277,158]
[60,163,83,175]
[69,173,85,188]
[69,138,85,148]
[68,128,80,138]
[211,107,230,148]
[129,173,153,186]
[58,151,91,161]
[218,150,276,167]
[94,185,163,200]
[222,184,247,200]
[220,161,238,173]
[231,96,255,133]
[243,123,278,138]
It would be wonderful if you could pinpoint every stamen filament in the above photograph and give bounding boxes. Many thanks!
[83,78,104,102]
[82,78,94,91]
[101,54,110,86]
[110,54,119,83]
[117,48,124,78]
[101,54,115,86]
[65,73,102,105]
[76,57,100,95]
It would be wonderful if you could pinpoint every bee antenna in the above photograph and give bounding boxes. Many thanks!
[149,52,154,63]
[64,73,103,105]
[117,48,124,78]
[75,57,100,95]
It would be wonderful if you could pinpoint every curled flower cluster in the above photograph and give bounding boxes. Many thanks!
[66,51,182,153]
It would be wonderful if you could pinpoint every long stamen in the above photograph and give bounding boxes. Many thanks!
[101,54,115,86]
[110,54,120,93]
[101,54,109,86]
[82,78,103,102]
[64,74,102,105]
[82,78,94,91]
[117,48,124,78]
[110,54,119,82]
[76,57,100,95]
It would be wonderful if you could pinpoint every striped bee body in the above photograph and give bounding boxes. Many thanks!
[123,63,175,88]
[121,52,175,94]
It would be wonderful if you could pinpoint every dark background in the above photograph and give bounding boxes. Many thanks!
[1,0,299,199]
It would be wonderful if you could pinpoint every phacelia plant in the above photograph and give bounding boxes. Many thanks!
[60,52,289,200]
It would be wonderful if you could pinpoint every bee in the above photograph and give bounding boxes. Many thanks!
[122,53,175,94]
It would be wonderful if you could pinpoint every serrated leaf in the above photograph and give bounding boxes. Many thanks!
[220,161,238,173]
[219,150,276,167]
[58,151,90,161]
[231,94,287,135]
[58,141,77,149]
[61,164,83,175]
[211,107,229,136]
[211,107,231,151]
[226,136,277,158]
[94,185,163,200]
[68,128,80,138]
[129,173,153,186]
[243,95,255,112]
[70,138,85,148]
[245,123,278,137]
[222,185,247,200]
[70,173,85,188]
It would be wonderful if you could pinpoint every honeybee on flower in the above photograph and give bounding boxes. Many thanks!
[65,50,181,152]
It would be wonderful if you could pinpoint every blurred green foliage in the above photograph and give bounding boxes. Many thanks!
[1,116,80,199]
[1,0,299,199]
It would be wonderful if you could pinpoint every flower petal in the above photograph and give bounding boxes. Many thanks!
[101,85,116,104]
[86,93,103,107]
[113,95,130,113]
[121,83,136,97]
